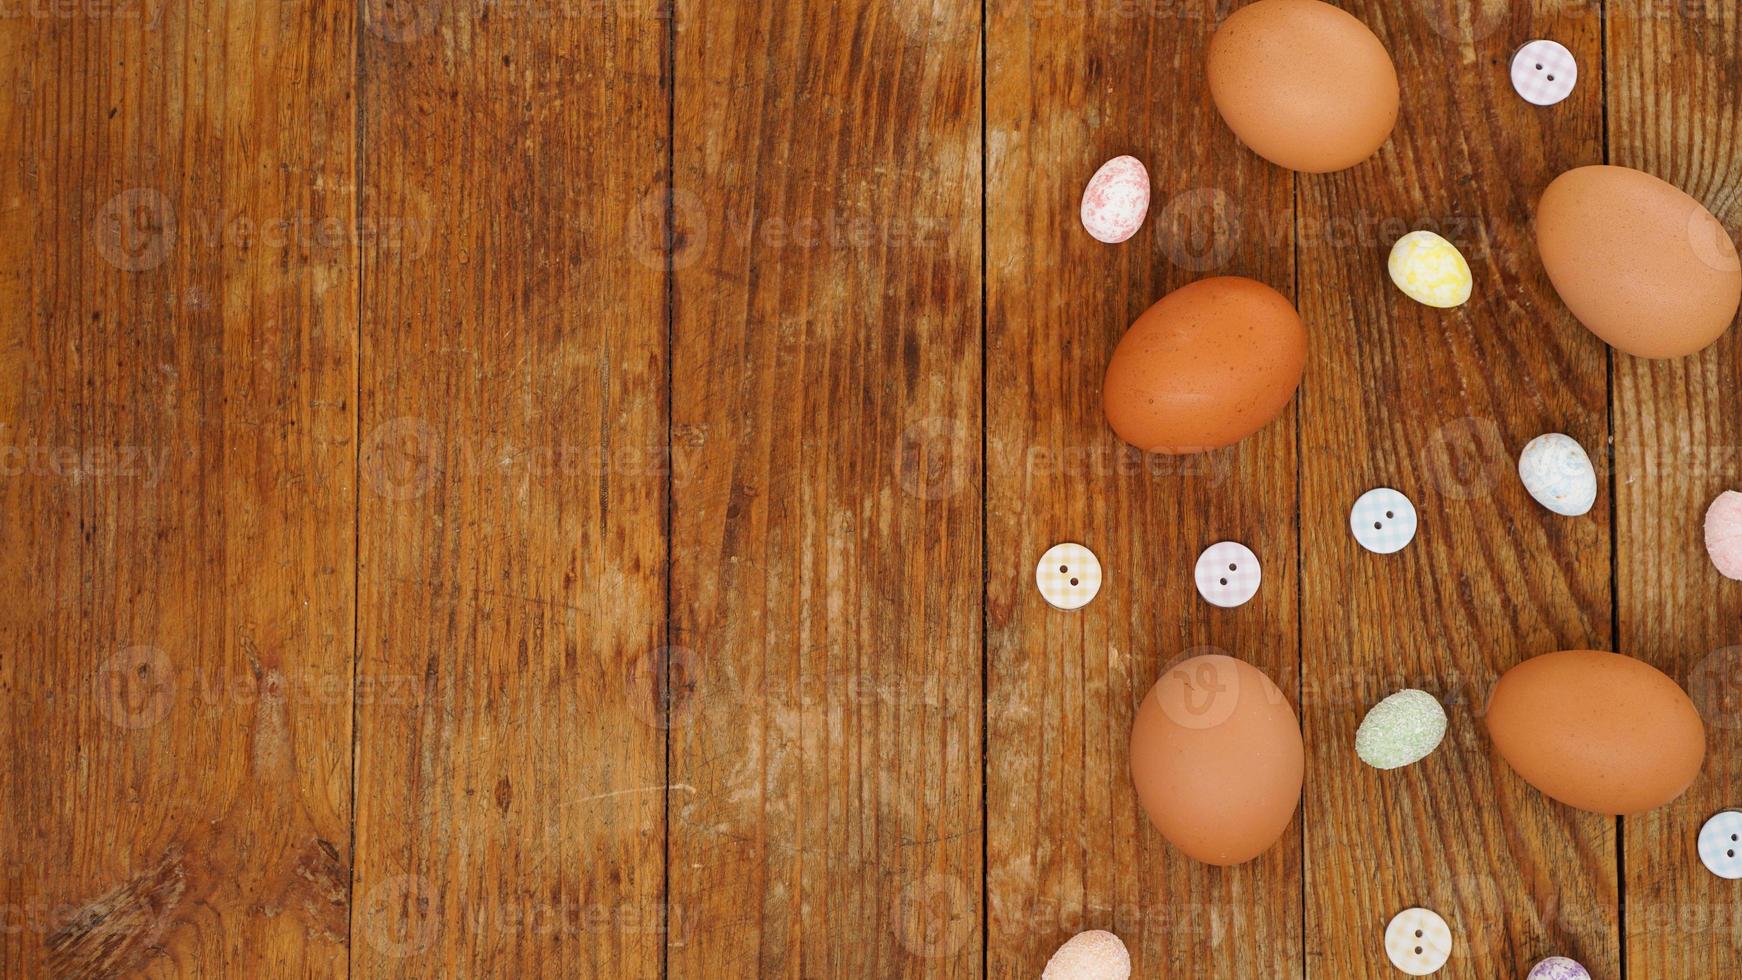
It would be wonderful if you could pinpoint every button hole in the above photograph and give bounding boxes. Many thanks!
[1385,511,1395,519]
[1228,563,1237,572]
[1415,946,1423,955]
[1219,578,1228,586]
[1059,565,1068,573]
[1374,522,1383,530]
[1547,74,1555,81]
[1536,63,1543,70]
[1728,849,1735,858]
[1069,578,1079,587]
[1414,930,1423,939]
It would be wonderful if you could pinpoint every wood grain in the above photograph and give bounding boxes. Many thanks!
[985,2,1299,976]
[1298,3,1618,976]
[352,1,668,976]
[0,0,356,976]
[6,1,1742,976]
[1608,1,1742,975]
[665,1,983,975]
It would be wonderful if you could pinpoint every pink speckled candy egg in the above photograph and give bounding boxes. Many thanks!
[1527,956,1591,980]
[1043,930,1130,980]
[1707,491,1742,581]
[1080,156,1150,244]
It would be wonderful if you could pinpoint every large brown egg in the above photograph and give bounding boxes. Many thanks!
[1102,276,1306,454]
[1130,654,1303,866]
[1485,650,1706,816]
[1206,0,1399,173]
[1536,165,1742,358]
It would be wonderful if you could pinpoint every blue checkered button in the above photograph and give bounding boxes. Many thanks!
[1699,811,1742,879]
[1350,488,1418,554]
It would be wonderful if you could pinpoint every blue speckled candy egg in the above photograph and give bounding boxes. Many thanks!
[1518,433,1597,517]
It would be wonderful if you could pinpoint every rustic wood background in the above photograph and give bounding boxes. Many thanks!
[3,0,1738,977]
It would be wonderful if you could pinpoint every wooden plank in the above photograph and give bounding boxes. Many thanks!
[1608,2,1742,975]
[665,2,982,975]
[0,1,356,976]
[984,2,1299,976]
[1298,3,1618,976]
[351,3,668,976]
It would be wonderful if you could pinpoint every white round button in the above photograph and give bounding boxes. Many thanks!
[1036,543,1102,610]
[1698,810,1742,879]
[1385,907,1452,976]
[1350,488,1418,554]
[1511,40,1578,106]
[1194,541,1261,608]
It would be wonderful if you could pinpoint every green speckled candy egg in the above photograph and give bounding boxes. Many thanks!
[1355,689,1447,770]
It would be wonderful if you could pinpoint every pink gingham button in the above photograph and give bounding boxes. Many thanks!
[1194,541,1261,608]
[1511,40,1577,106]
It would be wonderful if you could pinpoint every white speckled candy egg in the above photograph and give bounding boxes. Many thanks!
[1388,230,1473,308]
[1527,956,1592,980]
[1705,491,1742,581]
[1043,930,1131,980]
[1518,433,1597,516]
[1355,689,1447,769]
[1080,156,1150,244]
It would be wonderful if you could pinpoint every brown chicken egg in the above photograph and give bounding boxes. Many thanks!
[1485,650,1706,816]
[1536,165,1742,358]
[1102,277,1306,454]
[1130,654,1303,866]
[1206,0,1399,173]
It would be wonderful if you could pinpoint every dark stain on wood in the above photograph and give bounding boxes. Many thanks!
[280,837,352,946]
[47,851,187,980]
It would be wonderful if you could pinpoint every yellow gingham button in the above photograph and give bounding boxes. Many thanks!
[1385,907,1452,975]
[1035,543,1102,610]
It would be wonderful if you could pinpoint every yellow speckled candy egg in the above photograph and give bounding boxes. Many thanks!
[1388,230,1472,308]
